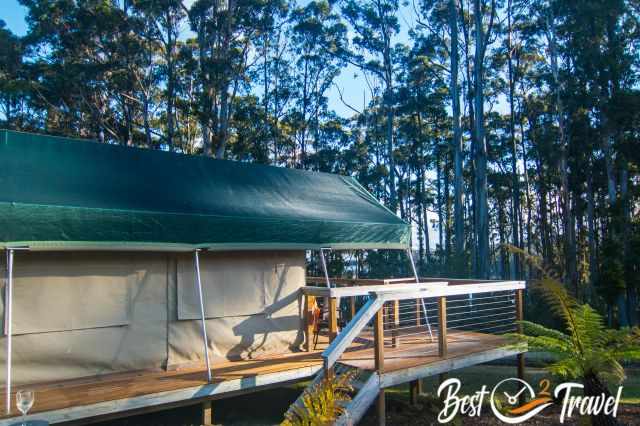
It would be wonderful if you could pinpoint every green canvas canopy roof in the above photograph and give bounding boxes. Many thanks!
[0,130,409,251]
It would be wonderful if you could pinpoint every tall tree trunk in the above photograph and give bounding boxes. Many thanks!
[165,10,176,151]
[437,151,444,254]
[547,14,575,289]
[519,114,533,271]
[621,162,635,325]
[473,0,490,278]
[384,71,396,211]
[444,149,451,262]
[507,0,521,279]
[587,172,597,302]
[449,0,464,261]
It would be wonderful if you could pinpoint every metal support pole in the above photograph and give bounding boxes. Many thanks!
[5,249,13,414]
[319,248,331,288]
[406,249,433,342]
[194,250,212,383]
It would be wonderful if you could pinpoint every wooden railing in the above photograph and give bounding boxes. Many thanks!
[304,279,527,426]
[301,279,526,376]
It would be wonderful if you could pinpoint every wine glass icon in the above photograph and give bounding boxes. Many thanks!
[16,390,34,426]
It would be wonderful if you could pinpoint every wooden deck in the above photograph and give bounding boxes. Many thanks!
[0,349,325,425]
[338,328,512,373]
[1,330,518,425]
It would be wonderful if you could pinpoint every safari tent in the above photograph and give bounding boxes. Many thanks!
[0,130,409,413]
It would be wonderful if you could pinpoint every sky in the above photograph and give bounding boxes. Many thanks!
[0,0,420,119]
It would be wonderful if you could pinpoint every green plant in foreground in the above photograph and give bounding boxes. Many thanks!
[507,245,640,426]
[282,369,357,426]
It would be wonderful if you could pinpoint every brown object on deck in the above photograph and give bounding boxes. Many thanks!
[438,297,447,357]
[304,294,317,352]
[329,297,339,342]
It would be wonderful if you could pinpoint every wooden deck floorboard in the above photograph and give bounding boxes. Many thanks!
[0,349,325,420]
[1,331,513,424]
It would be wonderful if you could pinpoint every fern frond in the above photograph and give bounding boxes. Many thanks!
[519,320,571,341]
[506,333,573,356]
[281,369,357,426]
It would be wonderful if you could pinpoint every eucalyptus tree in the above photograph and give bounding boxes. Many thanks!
[413,0,464,266]
[187,0,288,158]
[134,0,185,150]
[472,0,501,278]
[0,20,28,129]
[338,0,402,210]
[289,0,346,168]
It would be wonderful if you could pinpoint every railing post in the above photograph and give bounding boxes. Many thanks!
[516,289,526,405]
[329,297,338,342]
[438,296,447,358]
[304,294,316,352]
[374,306,385,425]
[391,300,400,348]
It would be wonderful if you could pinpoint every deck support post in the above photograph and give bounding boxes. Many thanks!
[409,379,422,405]
[4,249,14,415]
[194,250,212,383]
[374,306,385,425]
[200,400,213,425]
[304,294,316,352]
[438,297,447,358]
[516,289,526,405]
[406,249,434,342]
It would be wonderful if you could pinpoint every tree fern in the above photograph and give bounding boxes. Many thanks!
[506,245,640,426]
[282,369,357,426]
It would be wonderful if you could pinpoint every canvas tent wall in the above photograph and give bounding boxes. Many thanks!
[0,250,305,384]
[0,130,409,387]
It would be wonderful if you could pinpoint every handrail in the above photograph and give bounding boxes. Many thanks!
[322,296,384,370]
[375,281,525,302]
[318,280,526,373]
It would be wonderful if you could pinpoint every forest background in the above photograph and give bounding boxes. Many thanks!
[1,0,639,327]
